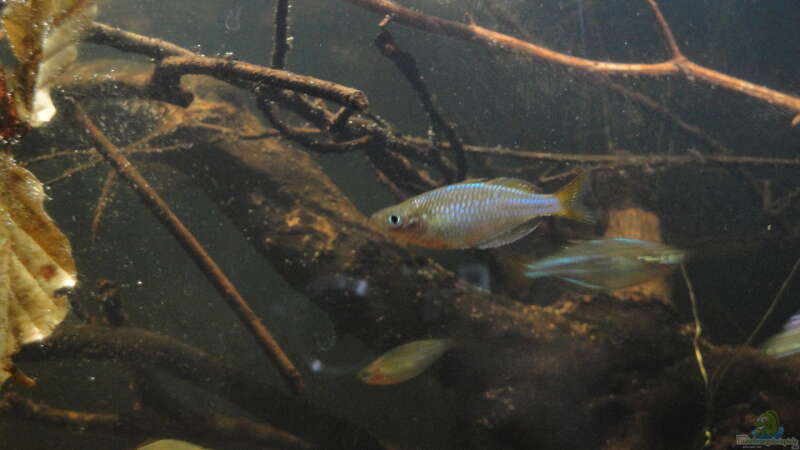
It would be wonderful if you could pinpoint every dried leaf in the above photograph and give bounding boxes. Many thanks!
[0,153,76,385]
[2,0,98,126]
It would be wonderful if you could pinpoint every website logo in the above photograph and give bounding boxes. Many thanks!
[736,410,798,449]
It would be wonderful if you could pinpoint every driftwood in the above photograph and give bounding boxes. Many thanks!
[13,324,379,450]
[137,87,798,449]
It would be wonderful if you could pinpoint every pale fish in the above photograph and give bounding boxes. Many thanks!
[761,310,800,358]
[359,338,456,385]
[525,238,685,290]
[137,439,211,450]
[370,174,593,249]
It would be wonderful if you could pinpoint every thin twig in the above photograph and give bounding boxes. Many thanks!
[44,156,103,185]
[272,0,291,69]
[374,29,466,182]
[75,107,304,395]
[91,169,117,243]
[446,141,800,167]
[644,0,683,59]
[328,106,356,134]
[744,254,800,348]
[150,55,368,111]
[20,148,97,165]
[341,0,800,115]
[256,97,373,153]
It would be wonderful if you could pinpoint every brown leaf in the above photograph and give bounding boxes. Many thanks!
[2,0,98,126]
[0,153,76,385]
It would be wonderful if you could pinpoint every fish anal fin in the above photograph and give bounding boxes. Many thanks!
[475,220,541,249]
[561,277,607,291]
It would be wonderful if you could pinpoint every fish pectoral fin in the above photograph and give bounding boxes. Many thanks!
[485,177,541,193]
[475,220,541,249]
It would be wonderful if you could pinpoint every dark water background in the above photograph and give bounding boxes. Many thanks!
[1,0,799,449]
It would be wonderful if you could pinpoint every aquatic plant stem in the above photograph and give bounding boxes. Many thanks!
[681,264,712,448]
[340,0,800,117]
[75,108,305,395]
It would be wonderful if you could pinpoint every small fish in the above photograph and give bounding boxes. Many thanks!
[371,174,593,249]
[761,310,800,358]
[137,439,211,450]
[525,238,685,290]
[359,338,456,385]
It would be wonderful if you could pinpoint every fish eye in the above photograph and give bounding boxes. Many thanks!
[387,214,403,227]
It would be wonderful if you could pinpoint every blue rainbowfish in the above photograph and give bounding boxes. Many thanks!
[359,338,456,385]
[525,238,685,290]
[761,310,800,358]
[371,174,593,249]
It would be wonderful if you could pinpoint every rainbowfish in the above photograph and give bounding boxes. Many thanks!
[525,238,685,290]
[761,310,800,358]
[371,174,593,249]
[359,338,456,385]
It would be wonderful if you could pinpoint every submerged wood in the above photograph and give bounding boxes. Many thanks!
[603,208,672,303]
[76,109,304,395]
[137,86,799,449]
[15,325,382,450]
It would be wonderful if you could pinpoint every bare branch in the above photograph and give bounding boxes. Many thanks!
[341,0,800,116]
[75,108,305,395]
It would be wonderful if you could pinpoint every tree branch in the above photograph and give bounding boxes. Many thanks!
[74,108,304,395]
[0,393,315,449]
[341,0,800,116]
[15,325,385,450]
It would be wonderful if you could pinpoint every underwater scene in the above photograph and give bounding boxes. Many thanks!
[0,0,799,449]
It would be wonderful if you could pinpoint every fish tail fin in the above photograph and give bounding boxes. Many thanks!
[554,172,595,223]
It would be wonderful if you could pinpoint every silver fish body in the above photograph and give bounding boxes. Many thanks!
[525,238,685,290]
[370,175,593,249]
[761,310,800,358]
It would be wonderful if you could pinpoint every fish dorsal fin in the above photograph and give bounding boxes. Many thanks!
[485,177,541,193]
[475,220,541,249]
[451,178,489,186]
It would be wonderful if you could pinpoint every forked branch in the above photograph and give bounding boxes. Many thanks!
[341,0,800,116]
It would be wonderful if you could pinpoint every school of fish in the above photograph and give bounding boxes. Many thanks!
[363,173,699,385]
